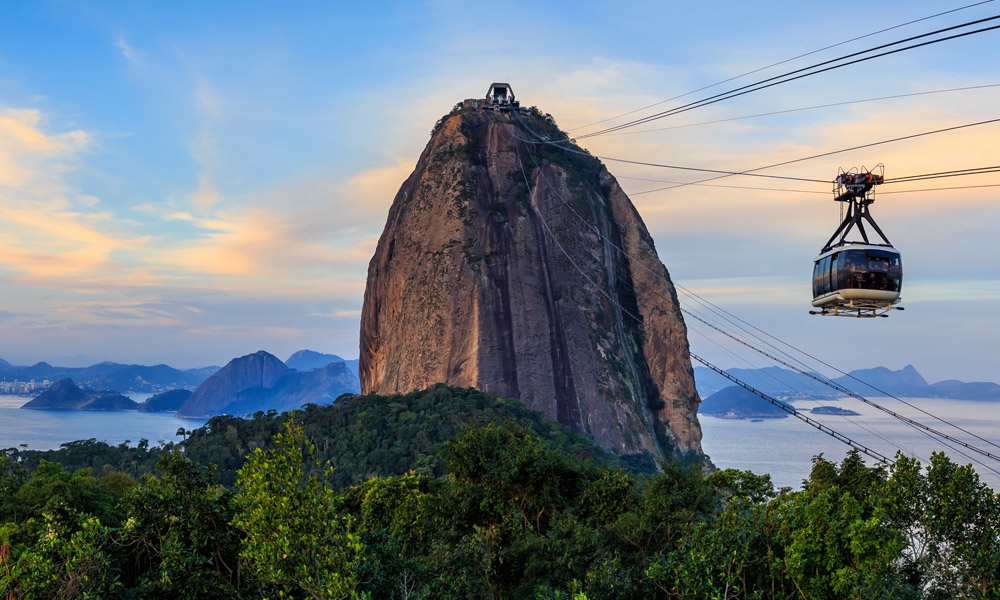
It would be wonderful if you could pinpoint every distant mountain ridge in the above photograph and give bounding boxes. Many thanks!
[285,350,359,382]
[4,349,361,417]
[176,351,360,418]
[0,359,216,393]
[694,364,1000,401]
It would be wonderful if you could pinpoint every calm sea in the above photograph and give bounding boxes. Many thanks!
[0,395,205,451]
[701,397,1000,490]
[2,394,997,491]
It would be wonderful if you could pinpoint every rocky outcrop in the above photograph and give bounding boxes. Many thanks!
[176,351,360,418]
[220,361,360,416]
[139,389,193,413]
[22,378,139,411]
[176,351,290,417]
[360,105,702,459]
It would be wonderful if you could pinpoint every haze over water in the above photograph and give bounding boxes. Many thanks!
[701,396,1000,490]
[3,392,996,492]
[0,395,205,451]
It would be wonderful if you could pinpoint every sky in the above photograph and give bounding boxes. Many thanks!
[0,1,998,383]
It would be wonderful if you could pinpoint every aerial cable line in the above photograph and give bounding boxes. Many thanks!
[513,108,1000,192]
[517,141,1000,195]
[516,137,1000,477]
[513,110,1000,464]
[885,165,1000,183]
[577,16,1000,139]
[512,131,828,183]
[628,117,1000,195]
[617,177,828,195]
[513,141,894,466]
[683,309,923,459]
[666,276,1000,454]
[517,117,912,460]
[881,183,1000,194]
[524,140,1000,467]
[683,304,1000,464]
[569,0,997,133]
[601,83,1000,137]
[672,280,996,470]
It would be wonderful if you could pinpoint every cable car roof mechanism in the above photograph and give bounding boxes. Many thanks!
[810,165,903,318]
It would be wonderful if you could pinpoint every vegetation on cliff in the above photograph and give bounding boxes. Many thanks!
[1,385,997,598]
[362,104,701,460]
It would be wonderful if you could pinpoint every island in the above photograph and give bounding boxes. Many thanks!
[810,406,861,416]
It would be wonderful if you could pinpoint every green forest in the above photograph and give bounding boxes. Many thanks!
[1,385,997,599]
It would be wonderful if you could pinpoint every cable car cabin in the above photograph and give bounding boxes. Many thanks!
[812,243,902,316]
[810,166,904,318]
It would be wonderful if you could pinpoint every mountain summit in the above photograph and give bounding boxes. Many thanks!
[360,94,702,459]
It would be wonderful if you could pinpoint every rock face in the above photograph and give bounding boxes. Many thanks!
[360,104,702,459]
[22,378,139,411]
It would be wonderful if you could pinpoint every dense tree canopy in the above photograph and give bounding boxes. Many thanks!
[1,386,997,598]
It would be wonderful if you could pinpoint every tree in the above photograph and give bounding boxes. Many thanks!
[234,418,367,599]
[1,511,119,600]
[116,451,244,599]
[922,452,1000,599]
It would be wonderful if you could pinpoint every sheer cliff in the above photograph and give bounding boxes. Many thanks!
[360,104,702,459]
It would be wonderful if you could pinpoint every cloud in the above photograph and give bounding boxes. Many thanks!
[337,158,416,229]
[195,77,222,118]
[153,205,380,280]
[312,309,363,319]
[0,109,88,187]
[191,174,219,209]
[0,109,145,284]
[114,37,138,63]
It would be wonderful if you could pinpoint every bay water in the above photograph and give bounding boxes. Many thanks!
[2,393,998,492]
[0,395,205,451]
[701,396,1000,490]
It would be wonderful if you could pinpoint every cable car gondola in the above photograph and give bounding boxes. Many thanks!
[810,165,903,318]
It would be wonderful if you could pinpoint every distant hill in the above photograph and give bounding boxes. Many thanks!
[22,379,139,411]
[176,350,361,418]
[220,361,360,416]
[694,366,839,399]
[285,350,360,382]
[84,364,213,393]
[177,351,291,418]
[811,406,860,416]
[695,365,1000,401]
[0,361,216,393]
[833,365,928,396]
[285,350,341,371]
[926,380,1000,400]
[138,389,193,413]
[698,386,790,419]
